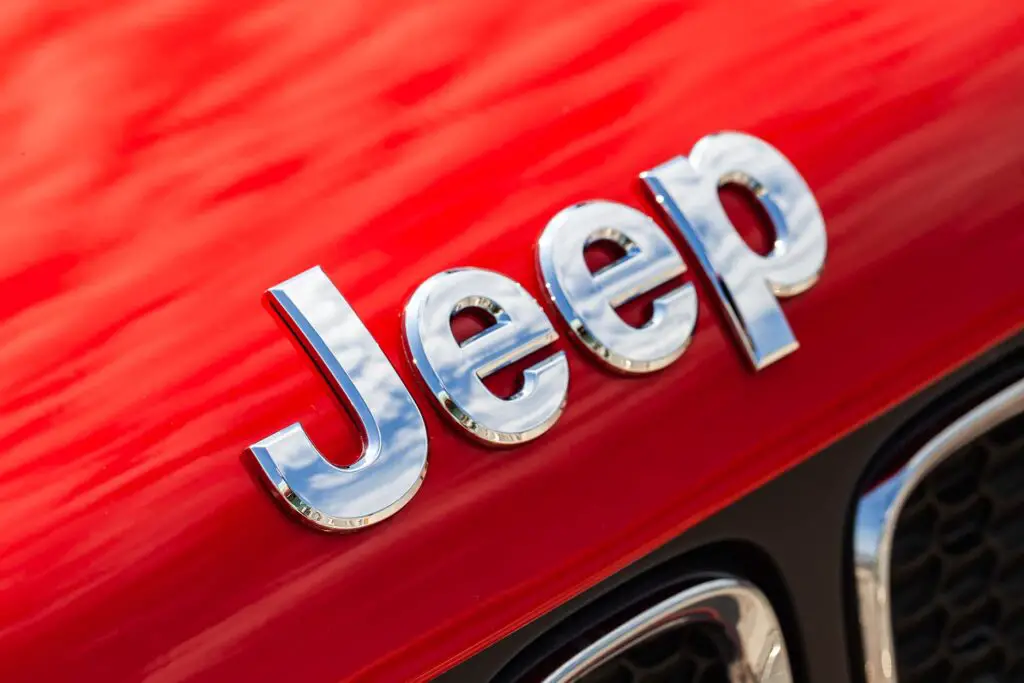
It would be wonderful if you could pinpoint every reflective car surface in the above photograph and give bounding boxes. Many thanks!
[0,0,1021,681]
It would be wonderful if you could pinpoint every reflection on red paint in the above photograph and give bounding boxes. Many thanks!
[0,0,1022,681]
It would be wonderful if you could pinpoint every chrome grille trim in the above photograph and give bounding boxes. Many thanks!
[540,577,792,683]
[852,377,1024,683]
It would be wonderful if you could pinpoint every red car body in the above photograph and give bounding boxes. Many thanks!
[0,0,1021,681]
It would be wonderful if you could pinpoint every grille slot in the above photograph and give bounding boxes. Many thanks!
[854,378,1024,683]
[574,622,732,683]
[890,426,1024,682]
[535,578,791,683]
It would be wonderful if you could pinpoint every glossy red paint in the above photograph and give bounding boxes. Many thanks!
[0,0,1021,681]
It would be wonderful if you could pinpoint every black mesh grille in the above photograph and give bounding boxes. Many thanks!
[890,410,1024,682]
[489,569,747,683]
[576,623,733,683]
